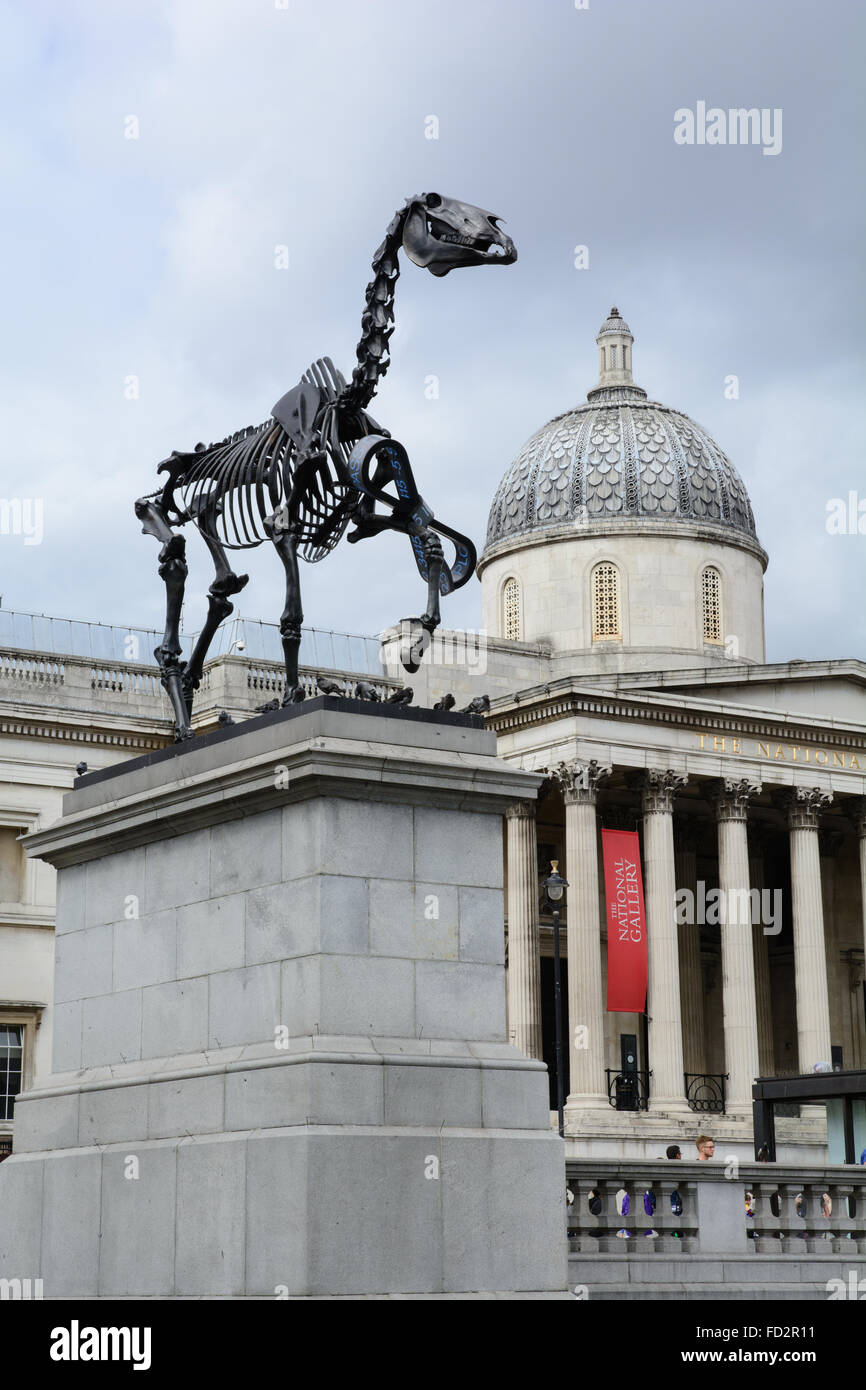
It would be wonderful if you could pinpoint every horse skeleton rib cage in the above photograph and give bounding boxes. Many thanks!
[135,193,517,740]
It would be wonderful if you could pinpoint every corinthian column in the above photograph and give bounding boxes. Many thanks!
[715,778,762,1114]
[550,758,611,1112]
[675,819,705,1076]
[641,769,690,1113]
[786,787,834,1072]
[505,801,543,1061]
[748,827,775,1078]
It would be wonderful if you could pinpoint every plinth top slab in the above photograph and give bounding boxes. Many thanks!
[25,700,541,867]
[72,696,487,799]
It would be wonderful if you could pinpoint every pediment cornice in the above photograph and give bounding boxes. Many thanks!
[487,681,866,755]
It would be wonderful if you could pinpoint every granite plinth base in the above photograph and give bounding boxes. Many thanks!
[0,706,567,1298]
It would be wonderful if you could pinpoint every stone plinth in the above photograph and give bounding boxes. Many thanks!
[0,699,566,1298]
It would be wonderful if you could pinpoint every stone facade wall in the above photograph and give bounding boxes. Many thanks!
[480,527,766,669]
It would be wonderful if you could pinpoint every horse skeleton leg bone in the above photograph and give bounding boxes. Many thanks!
[134,495,193,740]
[181,510,250,716]
[263,511,305,704]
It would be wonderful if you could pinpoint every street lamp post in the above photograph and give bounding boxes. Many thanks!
[545,860,569,1139]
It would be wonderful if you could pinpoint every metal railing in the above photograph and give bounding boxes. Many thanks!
[605,1069,651,1112]
[0,607,386,675]
[684,1072,728,1114]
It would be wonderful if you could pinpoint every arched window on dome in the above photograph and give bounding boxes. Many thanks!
[609,345,617,369]
[701,566,723,644]
[591,562,621,641]
[502,576,522,641]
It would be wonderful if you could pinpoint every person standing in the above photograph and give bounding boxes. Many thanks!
[696,1135,715,1159]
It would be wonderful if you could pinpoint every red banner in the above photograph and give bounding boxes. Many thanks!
[602,829,648,1013]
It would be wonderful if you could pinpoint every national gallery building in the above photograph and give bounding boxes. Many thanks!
[1,309,864,1164]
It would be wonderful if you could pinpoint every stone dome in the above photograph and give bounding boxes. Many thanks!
[483,309,758,555]
[596,305,632,337]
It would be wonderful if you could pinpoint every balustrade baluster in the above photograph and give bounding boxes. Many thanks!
[572,1177,602,1253]
[777,1183,802,1251]
[828,1182,853,1254]
[802,1181,830,1253]
[599,1177,631,1253]
[752,1179,782,1252]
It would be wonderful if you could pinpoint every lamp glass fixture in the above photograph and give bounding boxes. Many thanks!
[546,859,567,902]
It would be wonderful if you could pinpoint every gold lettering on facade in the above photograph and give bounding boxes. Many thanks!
[695,734,863,770]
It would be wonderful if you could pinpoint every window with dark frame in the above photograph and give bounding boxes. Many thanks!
[0,1025,23,1121]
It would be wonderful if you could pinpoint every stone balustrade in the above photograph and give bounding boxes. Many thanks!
[569,1167,699,1252]
[197,656,401,713]
[566,1159,866,1255]
[0,646,401,728]
[0,651,66,686]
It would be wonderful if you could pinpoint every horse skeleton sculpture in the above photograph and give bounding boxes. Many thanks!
[136,193,516,739]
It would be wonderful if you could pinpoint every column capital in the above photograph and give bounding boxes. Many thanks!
[784,785,834,831]
[549,758,612,806]
[637,768,688,816]
[505,799,536,823]
[715,777,762,824]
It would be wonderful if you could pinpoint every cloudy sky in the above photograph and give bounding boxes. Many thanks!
[1,0,863,663]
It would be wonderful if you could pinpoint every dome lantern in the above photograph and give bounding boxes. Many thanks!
[588,306,646,401]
